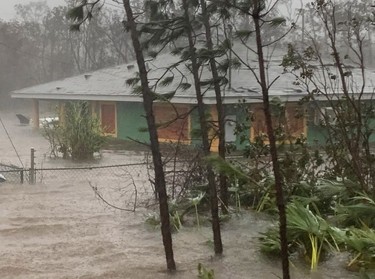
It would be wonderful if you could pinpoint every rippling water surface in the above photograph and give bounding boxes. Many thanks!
[0,111,360,278]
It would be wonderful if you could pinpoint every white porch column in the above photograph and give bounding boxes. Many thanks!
[32,99,39,129]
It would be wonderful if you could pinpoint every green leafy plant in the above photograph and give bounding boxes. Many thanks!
[287,202,332,270]
[42,101,106,160]
[345,227,375,272]
[170,211,183,232]
[259,226,280,255]
[144,210,183,233]
[63,101,106,160]
[334,193,375,228]
[189,192,205,229]
[144,212,161,229]
[145,197,186,233]
[260,201,342,270]
[197,263,215,279]
[228,178,241,212]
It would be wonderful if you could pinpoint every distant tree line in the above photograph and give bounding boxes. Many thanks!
[0,0,134,106]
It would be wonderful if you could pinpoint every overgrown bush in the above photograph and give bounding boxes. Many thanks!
[42,101,106,160]
[259,180,375,273]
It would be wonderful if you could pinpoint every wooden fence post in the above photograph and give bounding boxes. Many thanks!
[30,148,35,184]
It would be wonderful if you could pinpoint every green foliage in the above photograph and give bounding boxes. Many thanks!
[259,226,280,254]
[178,82,192,91]
[216,58,241,73]
[260,201,342,270]
[345,228,375,271]
[170,211,183,232]
[64,101,106,160]
[282,41,375,195]
[287,202,333,270]
[197,263,215,279]
[131,85,143,95]
[268,17,286,27]
[234,29,253,41]
[66,5,84,22]
[144,207,183,233]
[41,117,67,158]
[42,101,106,160]
[189,192,206,229]
[126,77,141,86]
[210,125,325,213]
[152,91,176,101]
[334,192,375,228]
[259,185,375,272]
[160,76,175,87]
[206,154,270,210]
[144,212,161,229]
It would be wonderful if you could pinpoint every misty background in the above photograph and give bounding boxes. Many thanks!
[0,0,373,111]
[0,0,66,20]
[0,0,131,111]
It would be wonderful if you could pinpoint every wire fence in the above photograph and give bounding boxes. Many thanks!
[0,149,208,212]
[0,163,27,184]
[0,162,157,211]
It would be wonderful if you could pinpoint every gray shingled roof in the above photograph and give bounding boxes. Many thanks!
[11,45,375,104]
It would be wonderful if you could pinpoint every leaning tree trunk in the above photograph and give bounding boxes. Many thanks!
[200,0,229,214]
[122,0,176,271]
[253,2,290,278]
[182,0,223,254]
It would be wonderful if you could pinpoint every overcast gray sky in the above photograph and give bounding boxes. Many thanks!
[0,0,66,20]
[0,0,308,22]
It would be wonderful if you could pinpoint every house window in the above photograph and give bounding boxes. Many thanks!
[225,115,237,143]
[250,103,305,141]
[153,104,190,143]
[285,104,305,137]
[314,107,337,126]
[100,103,116,135]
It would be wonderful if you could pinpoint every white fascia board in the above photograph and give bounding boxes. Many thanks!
[12,93,264,104]
[12,91,375,105]
[11,93,144,102]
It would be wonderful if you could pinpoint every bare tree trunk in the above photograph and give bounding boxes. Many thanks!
[122,0,176,271]
[199,0,229,214]
[253,2,290,278]
[69,33,82,73]
[182,0,223,255]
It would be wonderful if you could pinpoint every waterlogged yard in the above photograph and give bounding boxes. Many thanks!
[0,181,359,279]
[0,112,363,278]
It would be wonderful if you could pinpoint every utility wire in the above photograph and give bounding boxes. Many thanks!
[0,113,24,168]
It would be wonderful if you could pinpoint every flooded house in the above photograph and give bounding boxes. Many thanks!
[11,47,375,150]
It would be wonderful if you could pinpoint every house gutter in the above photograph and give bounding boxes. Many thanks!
[11,91,375,104]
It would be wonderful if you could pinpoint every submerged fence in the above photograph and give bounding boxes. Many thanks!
[0,163,27,184]
[0,162,157,211]
[0,147,206,211]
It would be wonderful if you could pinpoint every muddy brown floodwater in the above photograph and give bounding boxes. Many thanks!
[0,110,359,279]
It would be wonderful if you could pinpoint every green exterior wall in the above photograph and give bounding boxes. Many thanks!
[306,124,328,145]
[226,104,250,150]
[370,119,375,142]
[305,100,375,145]
[189,104,249,151]
[307,120,375,145]
[190,106,203,148]
[116,102,149,142]
[115,100,375,150]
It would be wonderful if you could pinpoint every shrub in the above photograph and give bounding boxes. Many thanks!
[42,101,106,160]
